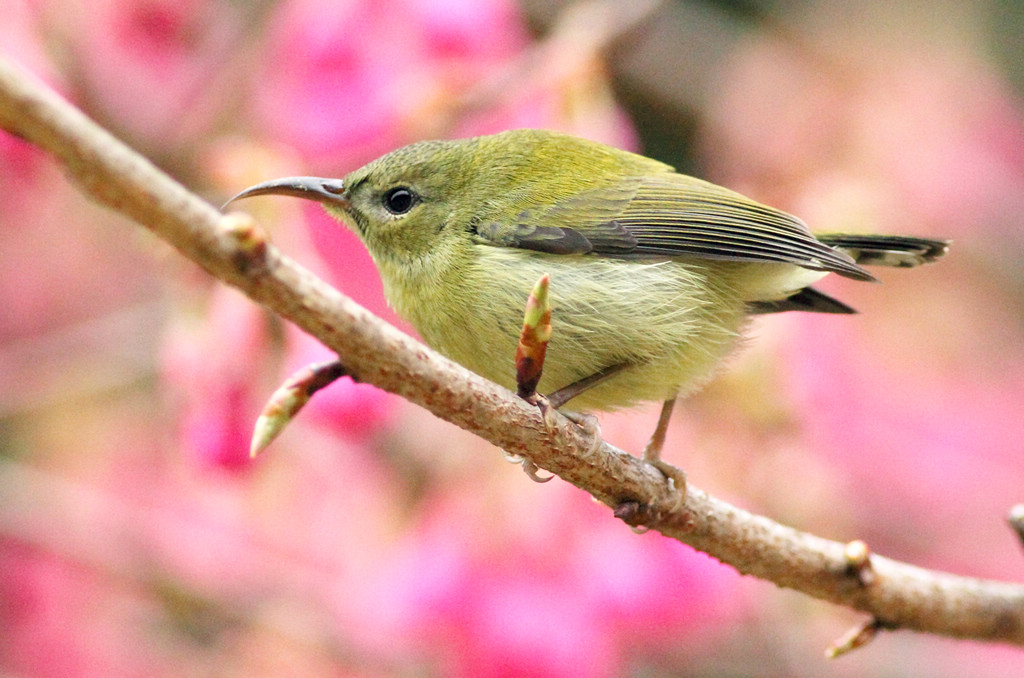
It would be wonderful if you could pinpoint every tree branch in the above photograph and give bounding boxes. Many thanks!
[2,56,1022,648]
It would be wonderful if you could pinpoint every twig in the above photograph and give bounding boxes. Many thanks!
[2,56,1024,647]
[250,359,349,457]
[826,618,885,659]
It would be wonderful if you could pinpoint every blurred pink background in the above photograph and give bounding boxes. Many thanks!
[2,0,1024,675]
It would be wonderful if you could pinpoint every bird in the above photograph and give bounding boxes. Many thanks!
[225,128,949,473]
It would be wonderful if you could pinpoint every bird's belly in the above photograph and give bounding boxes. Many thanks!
[407,249,750,411]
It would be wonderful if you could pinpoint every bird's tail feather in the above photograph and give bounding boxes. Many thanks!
[817,234,950,268]
[748,287,856,315]
[751,234,950,315]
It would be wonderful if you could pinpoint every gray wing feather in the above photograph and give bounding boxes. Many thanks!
[472,174,873,280]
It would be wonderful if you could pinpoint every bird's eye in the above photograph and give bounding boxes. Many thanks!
[382,187,417,215]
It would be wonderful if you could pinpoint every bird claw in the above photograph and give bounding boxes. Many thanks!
[620,460,687,532]
[526,393,560,430]
[509,394,603,484]
[649,459,688,514]
[525,392,603,459]
[521,459,555,483]
[561,410,603,458]
[502,451,554,483]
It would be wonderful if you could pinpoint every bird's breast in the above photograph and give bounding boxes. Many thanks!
[379,246,751,410]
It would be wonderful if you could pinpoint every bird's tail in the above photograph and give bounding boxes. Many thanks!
[817,234,950,269]
[749,234,950,315]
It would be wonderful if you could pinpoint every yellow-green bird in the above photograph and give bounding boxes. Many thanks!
[226,129,948,466]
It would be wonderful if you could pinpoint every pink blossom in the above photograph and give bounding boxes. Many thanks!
[254,0,536,170]
[345,484,742,676]
[67,0,241,145]
[0,543,95,678]
[160,287,271,471]
[0,0,61,86]
[703,39,1024,239]
[0,0,64,221]
[408,0,526,64]
[299,203,401,324]
[0,540,176,678]
[783,310,1024,577]
[851,53,1024,235]
[254,0,422,169]
[0,133,48,234]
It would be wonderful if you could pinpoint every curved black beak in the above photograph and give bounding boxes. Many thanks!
[221,177,349,211]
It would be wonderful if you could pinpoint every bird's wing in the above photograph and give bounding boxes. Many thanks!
[472,174,872,280]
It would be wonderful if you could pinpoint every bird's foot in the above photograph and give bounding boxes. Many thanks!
[560,410,604,458]
[642,436,688,514]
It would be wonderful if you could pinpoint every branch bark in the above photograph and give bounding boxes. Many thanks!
[2,56,1022,647]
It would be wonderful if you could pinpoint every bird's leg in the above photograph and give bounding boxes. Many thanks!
[525,362,688,509]
[511,274,683,503]
[528,363,629,459]
[642,398,676,463]
[545,363,628,409]
[552,372,687,500]
[642,398,687,505]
